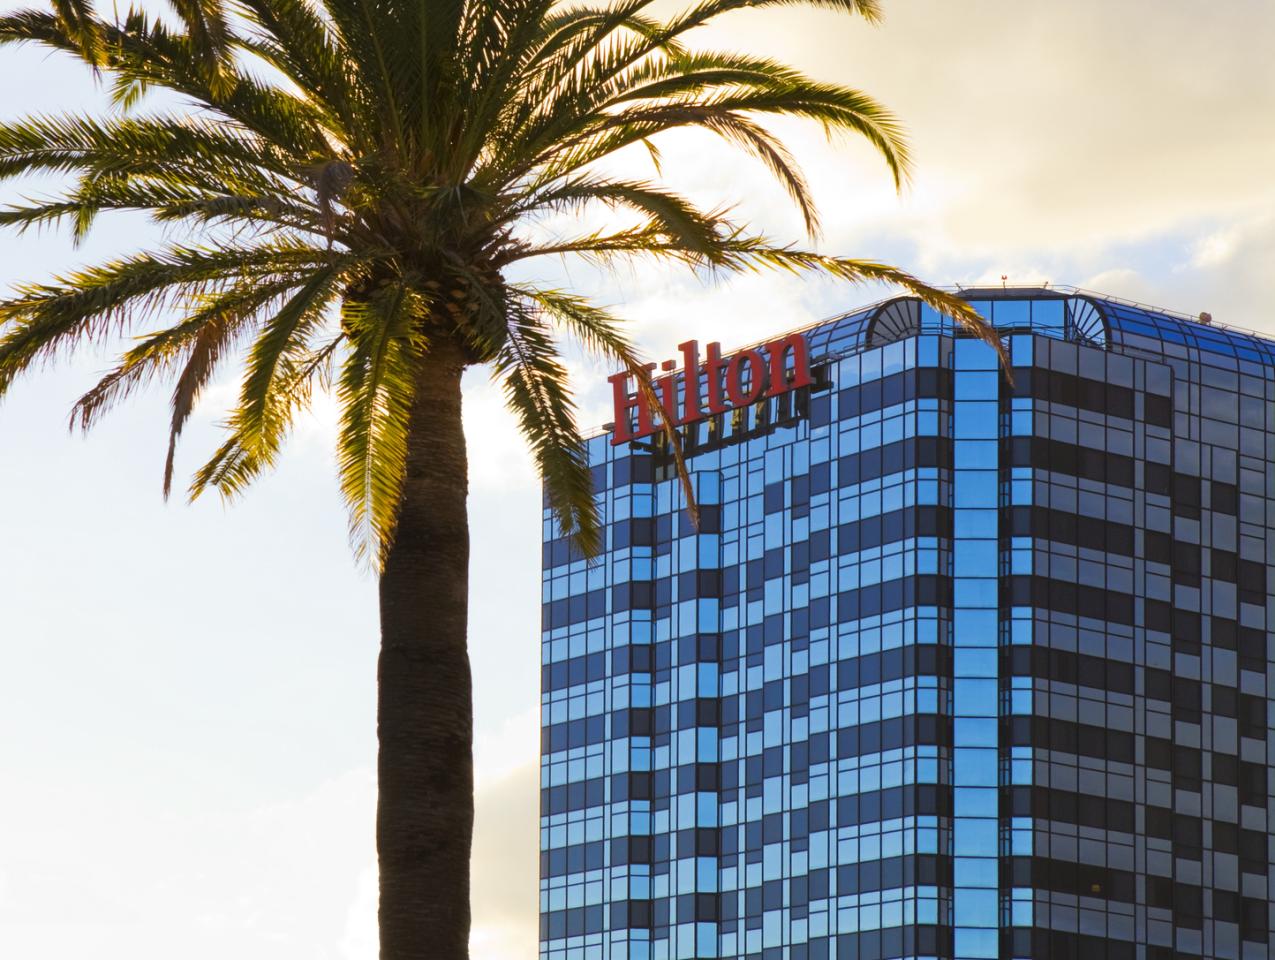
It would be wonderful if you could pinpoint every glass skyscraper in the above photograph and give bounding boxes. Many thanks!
[539,288,1274,960]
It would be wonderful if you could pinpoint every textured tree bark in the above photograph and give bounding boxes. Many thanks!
[377,338,472,960]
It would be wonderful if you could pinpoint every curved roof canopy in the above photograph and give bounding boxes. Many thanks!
[803,286,1275,375]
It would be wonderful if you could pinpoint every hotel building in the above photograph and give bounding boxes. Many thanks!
[539,288,1275,960]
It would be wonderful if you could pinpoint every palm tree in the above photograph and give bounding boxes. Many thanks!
[0,0,996,956]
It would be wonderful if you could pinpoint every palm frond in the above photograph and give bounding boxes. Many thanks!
[166,0,235,92]
[511,285,635,361]
[0,240,330,397]
[512,285,699,535]
[494,301,600,557]
[336,282,427,568]
[230,0,364,145]
[514,232,1001,359]
[509,0,884,151]
[0,113,302,193]
[162,310,236,497]
[317,0,424,155]
[709,238,1004,359]
[47,0,103,64]
[0,179,323,245]
[67,270,335,499]
[69,274,304,431]
[233,266,345,453]
[510,223,724,269]
[189,334,342,501]
[517,175,730,258]
[0,10,336,154]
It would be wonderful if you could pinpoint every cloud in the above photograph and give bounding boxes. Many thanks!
[470,760,541,960]
[544,1,1275,270]
[1156,210,1275,335]
[747,3,1274,255]
[462,370,539,493]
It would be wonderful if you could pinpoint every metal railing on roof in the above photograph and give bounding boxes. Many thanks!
[959,282,1274,344]
[675,283,1275,361]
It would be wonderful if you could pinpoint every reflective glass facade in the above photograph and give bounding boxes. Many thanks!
[540,288,1275,960]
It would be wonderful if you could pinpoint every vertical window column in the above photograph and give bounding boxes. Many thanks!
[1003,336,1036,955]
[612,467,657,960]
[674,471,723,959]
[950,340,1003,960]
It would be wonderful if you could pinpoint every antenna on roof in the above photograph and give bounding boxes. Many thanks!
[1000,275,1007,289]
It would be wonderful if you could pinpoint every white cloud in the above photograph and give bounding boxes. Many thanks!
[1075,207,1275,339]
[475,705,540,790]
[462,370,539,493]
[470,761,540,960]
[1077,266,1157,302]
[1190,228,1241,270]
[611,1,1275,263]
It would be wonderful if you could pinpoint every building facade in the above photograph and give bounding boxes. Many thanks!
[539,288,1275,960]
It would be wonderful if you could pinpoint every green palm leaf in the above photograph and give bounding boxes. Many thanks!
[233,266,345,453]
[189,335,342,501]
[495,303,597,553]
[336,282,427,566]
[68,274,305,432]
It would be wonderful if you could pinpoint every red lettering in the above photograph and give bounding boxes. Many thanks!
[725,349,766,407]
[609,335,811,445]
[764,333,813,396]
[656,359,678,421]
[609,364,657,444]
[678,340,702,424]
[704,342,729,414]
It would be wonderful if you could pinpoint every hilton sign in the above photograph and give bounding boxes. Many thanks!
[609,334,813,445]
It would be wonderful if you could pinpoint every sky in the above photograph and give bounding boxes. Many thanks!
[0,1,1273,958]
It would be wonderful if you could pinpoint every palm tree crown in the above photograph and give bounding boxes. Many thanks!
[0,0,993,565]
[0,3,1000,957]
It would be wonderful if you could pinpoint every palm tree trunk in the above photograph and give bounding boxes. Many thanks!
[377,337,473,960]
